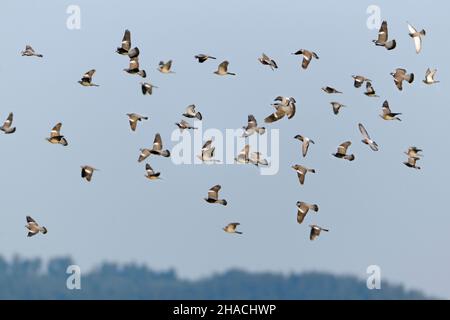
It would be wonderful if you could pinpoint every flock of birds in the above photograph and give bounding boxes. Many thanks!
[13,20,436,241]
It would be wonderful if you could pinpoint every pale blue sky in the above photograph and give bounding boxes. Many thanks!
[0,0,448,298]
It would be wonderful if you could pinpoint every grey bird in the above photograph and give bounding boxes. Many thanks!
[21,45,43,57]
[291,164,316,185]
[291,49,319,69]
[373,20,396,50]
[145,163,161,180]
[359,123,379,151]
[296,201,319,225]
[116,29,131,55]
[127,113,148,132]
[249,152,269,167]
[332,141,355,161]
[364,82,379,97]
[258,53,278,70]
[407,22,426,54]
[380,100,402,121]
[138,133,171,162]
[265,96,296,123]
[223,223,242,234]
[124,47,146,78]
[204,185,227,206]
[183,104,202,120]
[309,225,329,241]
[242,115,265,137]
[198,140,220,163]
[46,123,68,146]
[404,156,421,170]
[175,119,197,131]
[330,102,346,115]
[352,75,372,88]
[0,112,16,134]
[78,69,99,87]
[322,86,342,94]
[391,68,414,91]
[235,145,250,164]
[81,165,98,182]
[214,61,236,76]
[141,82,158,95]
[195,54,216,63]
[423,68,439,85]
[294,135,315,157]
[25,216,47,237]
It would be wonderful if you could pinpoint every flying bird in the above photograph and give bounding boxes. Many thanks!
[294,135,315,157]
[296,201,319,224]
[81,165,98,182]
[380,100,402,121]
[358,123,379,151]
[116,29,131,55]
[127,113,148,132]
[78,69,99,87]
[145,163,161,180]
[309,225,329,241]
[265,96,296,123]
[204,185,227,206]
[423,68,439,85]
[46,123,68,146]
[322,86,342,94]
[195,54,216,63]
[175,119,197,131]
[330,102,346,115]
[158,60,174,74]
[223,223,242,234]
[407,22,426,54]
[352,75,371,88]
[0,112,16,134]
[332,141,355,161]
[21,45,43,57]
[141,82,158,95]
[391,68,414,91]
[25,216,47,237]
[214,61,236,76]
[198,140,220,163]
[242,115,265,137]
[124,47,146,78]
[291,164,316,186]
[364,82,379,97]
[292,49,319,69]
[373,20,396,50]
[258,53,278,70]
[183,104,202,120]
[138,133,171,162]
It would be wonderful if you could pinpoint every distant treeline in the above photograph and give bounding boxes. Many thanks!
[0,255,429,299]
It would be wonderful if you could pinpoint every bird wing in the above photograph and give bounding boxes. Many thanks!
[2,112,13,129]
[218,61,229,73]
[129,118,137,131]
[382,100,391,115]
[185,104,196,116]
[366,82,375,94]
[145,163,155,175]
[247,114,257,129]
[407,23,417,34]
[84,69,96,79]
[26,216,36,223]
[297,202,309,224]
[302,140,310,157]
[378,21,388,43]
[51,123,62,137]
[153,133,163,151]
[296,170,305,185]
[338,141,351,154]
[128,47,140,59]
[358,123,371,139]
[202,140,213,150]
[286,103,296,119]
[129,57,140,70]
[121,29,131,51]
[208,185,221,200]
[264,108,285,123]
[25,45,35,52]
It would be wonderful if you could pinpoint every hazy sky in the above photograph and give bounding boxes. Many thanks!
[0,0,448,298]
